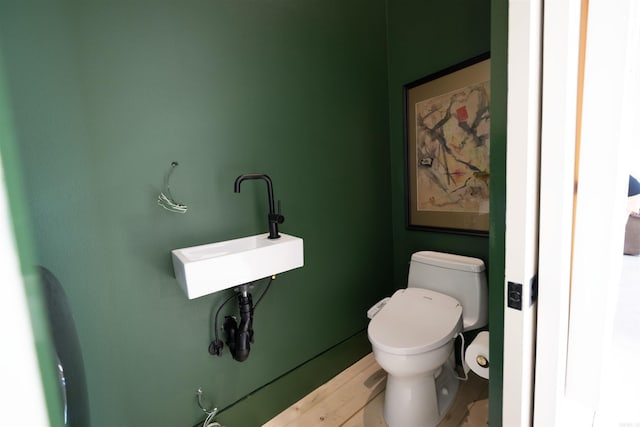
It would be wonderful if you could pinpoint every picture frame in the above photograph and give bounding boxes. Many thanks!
[404,52,491,235]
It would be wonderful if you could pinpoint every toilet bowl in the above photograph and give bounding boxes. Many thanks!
[367,251,488,427]
[368,288,462,427]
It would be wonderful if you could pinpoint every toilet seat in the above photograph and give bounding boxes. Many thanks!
[368,288,462,356]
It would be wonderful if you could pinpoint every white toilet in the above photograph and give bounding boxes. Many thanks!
[367,251,488,427]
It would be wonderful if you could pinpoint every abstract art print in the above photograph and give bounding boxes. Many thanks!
[404,53,490,234]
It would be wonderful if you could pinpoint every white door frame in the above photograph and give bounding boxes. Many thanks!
[502,0,543,425]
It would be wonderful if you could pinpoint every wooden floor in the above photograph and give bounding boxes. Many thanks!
[264,353,488,427]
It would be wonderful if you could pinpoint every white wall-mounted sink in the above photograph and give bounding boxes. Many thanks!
[171,233,304,299]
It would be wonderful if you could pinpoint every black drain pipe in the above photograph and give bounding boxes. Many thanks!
[224,288,254,362]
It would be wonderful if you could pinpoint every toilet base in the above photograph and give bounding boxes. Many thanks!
[383,363,459,427]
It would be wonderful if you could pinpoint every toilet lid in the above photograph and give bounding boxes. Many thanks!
[368,288,462,355]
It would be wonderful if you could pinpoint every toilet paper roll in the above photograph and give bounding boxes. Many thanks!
[465,331,490,379]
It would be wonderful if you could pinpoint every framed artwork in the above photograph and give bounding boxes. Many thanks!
[404,53,490,235]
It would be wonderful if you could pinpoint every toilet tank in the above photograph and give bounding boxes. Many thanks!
[407,251,488,331]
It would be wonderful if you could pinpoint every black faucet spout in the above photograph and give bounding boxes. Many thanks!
[234,173,284,239]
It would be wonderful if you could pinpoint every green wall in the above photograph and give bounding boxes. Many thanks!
[489,0,508,424]
[1,0,506,426]
[0,1,391,426]
[384,1,503,426]
[0,49,64,427]
[385,0,492,283]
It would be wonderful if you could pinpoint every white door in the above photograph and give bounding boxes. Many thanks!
[533,0,640,425]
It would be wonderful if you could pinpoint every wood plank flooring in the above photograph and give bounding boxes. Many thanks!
[264,353,488,427]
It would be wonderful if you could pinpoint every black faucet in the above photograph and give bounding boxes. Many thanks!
[234,173,284,239]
